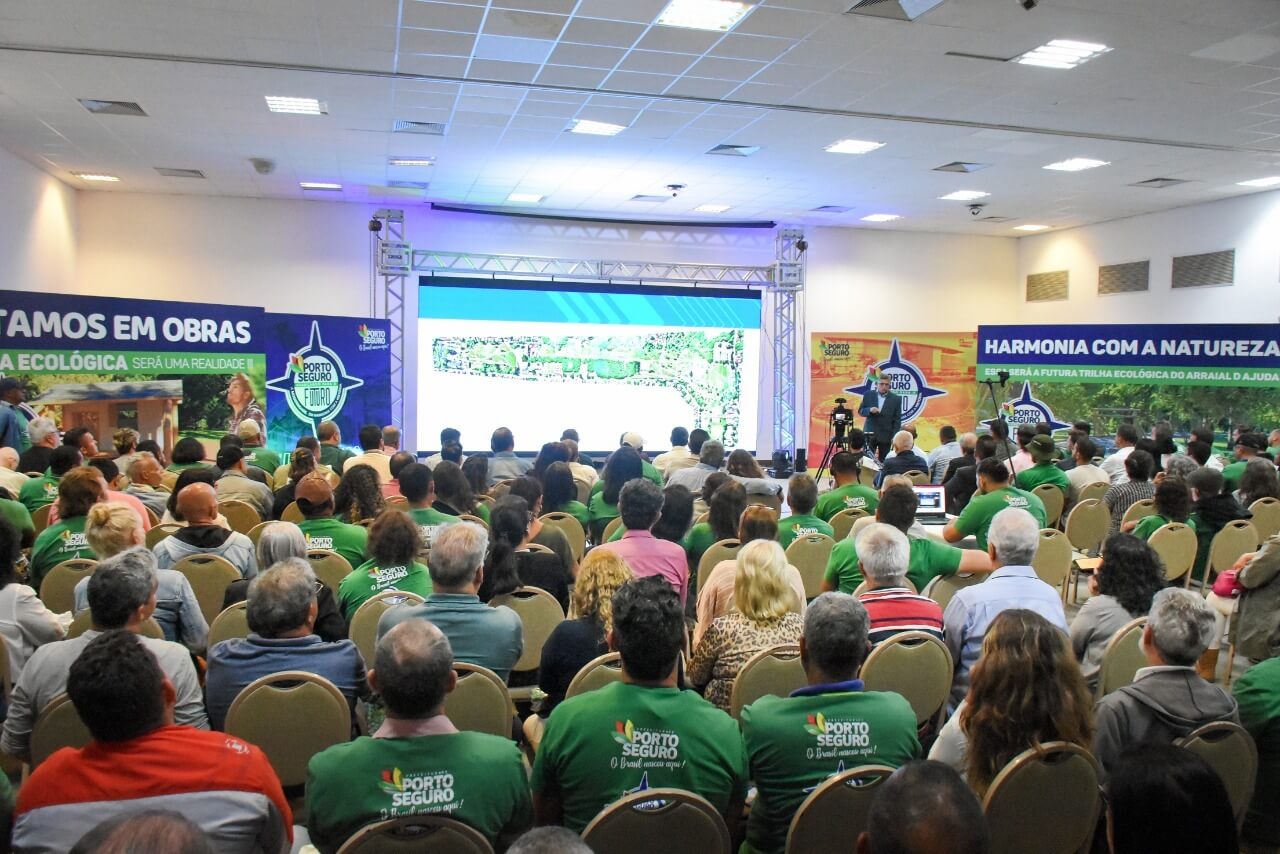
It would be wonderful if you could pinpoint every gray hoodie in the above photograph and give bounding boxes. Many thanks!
[1093,666,1239,778]
[152,525,258,579]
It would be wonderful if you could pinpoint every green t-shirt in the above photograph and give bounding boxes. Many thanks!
[29,516,93,590]
[824,535,965,594]
[777,514,834,550]
[952,487,1046,550]
[1016,462,1070,495]
[409,506,460,550]
[683,522,727,573]
[1131,513,1197,542]
[18,475,59,513]
[1221,460,1247,494]
[166,461,207,474]
[547,500,590,530]
[319,444,355,475]
[298,516,370,571]
[338,560,433,622]
[531,681,748,833]
[306,730,532,852]
[243,447,281,474]
[740,689,920,854]
[0,497,34,538]
[589,463,664,502]
[587,492,620,523]
[814,484,879,523]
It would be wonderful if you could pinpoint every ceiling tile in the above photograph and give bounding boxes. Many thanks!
[467,59,542,83]
[633,27,724,54]
[400,2,486,32]
[397,28,476,56]
[560,17,647,48]
[572,0,668,23]
[535,65,612,88]
[547,43,628,69]
[472,34,557,63]
[617,50,699,75]
[482,9,569,39]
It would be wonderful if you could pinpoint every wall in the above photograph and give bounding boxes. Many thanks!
[0,147,77,295]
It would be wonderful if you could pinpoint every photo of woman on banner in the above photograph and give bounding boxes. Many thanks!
[225,372,265,436]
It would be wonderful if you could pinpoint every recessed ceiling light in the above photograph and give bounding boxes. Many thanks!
[861,214,901,222]
[939,191,989,201]
[1015,39,1111,69]
[824,138,885,155]
[569,119,627,136]
[72,173,120,182]
[1014,224,1051,232]
[1044,158,1110,172]
[388,157,436,167]
[299,182,342,190]
[695,204,732,213]
[507,193,544,204]
[265,96,327,115]
[656,0,754,32]
[1237,176,1280,188]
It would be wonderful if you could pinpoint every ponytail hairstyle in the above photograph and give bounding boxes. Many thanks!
[479,495,528,601]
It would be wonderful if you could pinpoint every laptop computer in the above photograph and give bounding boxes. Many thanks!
[913,484,948,524]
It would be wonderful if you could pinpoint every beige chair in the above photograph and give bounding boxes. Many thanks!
[746,493,783,513]
[160,470,179,492]
[1031,484,1065,528]
[207,601,251,647]
[729,644,805,720]
[829,508,869,542]
[575,479,592,505]
[525,542,556,556]
[1063,498,1111,602]
[459,513,489,530]
[145,522,183,549]
[860,631,953,727]
[785,533,836,600]
[1094,617,1147,699]
[272,464,292,490]
[67,611,163,640]
[386,495,410,512]
[335,815,495,854]
[246,521,273,548]
[1120,498,1157,528]
[171,554,242,624]
[601,516,623,544]
[143,506,161,527]
[490,587,564,698]
[851,578,917,597]
[1204,520,1260,590]
[443,663,513,738]
[982,742,1102,854]
[31,503,54,535]
[786,765,897,854]
[307,548,355,595]
[281,501,304,524]
[539,512,586,563]
[218,499,261,535]
[921,573,985,611]
[566,652,624,700]
[30,692,92,768]
[1031,528,1073,598]
[38,558,98,614]
[225,671,351,788]
[582,788,731,854]
[697,539,742,595]
[349,590,426,666]
[694,511,711,526]
[1077,480,1111,505]
[1248,496,1280,541]
[858,465,879,487]
[1175,721,1258,828]
[1147,522,1197,584]
[904,470,929,486]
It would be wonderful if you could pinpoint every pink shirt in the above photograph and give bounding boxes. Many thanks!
[597,530,689,606]
[48,490,153,531]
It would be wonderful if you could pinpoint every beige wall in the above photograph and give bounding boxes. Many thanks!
[0,147,77,295]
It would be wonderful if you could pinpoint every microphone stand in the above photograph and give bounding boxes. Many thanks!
[979,375,1018,463]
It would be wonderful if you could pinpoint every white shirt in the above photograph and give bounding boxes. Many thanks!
[346,449,394,484]
[424,452,467,470]
[1066,463,1111,512]
[0,467,29,497]
[926,441,963,484]
[653,445,696,476]
[1099,446,1134,485]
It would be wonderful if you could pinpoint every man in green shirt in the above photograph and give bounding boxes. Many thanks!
[823,485,992,594]
[588,436,664,503]
[317,420,355,475]
[19,446,81,513]
[0,496,33,547]
[1015,434,1071,497]
[945,459,1046,551]
[237,420,281,476]
[778,474,835,549]
[815,452,879,523]
[740,592,919,854]
[307,619,531,852]
[532,576,748,834]
[29,466,102,589]
[295,475,369,571]
[1222,432,1268,494]
[1234,657,1280,847]
[399,463,459,550]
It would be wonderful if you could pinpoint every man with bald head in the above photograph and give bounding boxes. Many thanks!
[306,619,532,852]
[152,481,256,577]
[0,446,27,496]
[124,453,169,517]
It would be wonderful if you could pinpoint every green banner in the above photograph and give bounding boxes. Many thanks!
[978,364,1280,388]
[0,349,263,375]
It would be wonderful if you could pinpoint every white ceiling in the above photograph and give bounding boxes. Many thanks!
[3,0,1280,234]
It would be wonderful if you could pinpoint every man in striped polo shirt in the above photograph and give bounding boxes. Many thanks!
[854,523,944,645]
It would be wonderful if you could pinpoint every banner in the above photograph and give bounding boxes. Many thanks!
[264,314,392,453]
[809,332,977,465]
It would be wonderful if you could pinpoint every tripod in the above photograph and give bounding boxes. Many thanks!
[979,373,1018,464]
[815,398,855,485]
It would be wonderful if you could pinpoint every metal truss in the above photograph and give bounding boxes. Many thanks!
[771,227,805,457]
[371,209,407,433]
[411,250,775,287]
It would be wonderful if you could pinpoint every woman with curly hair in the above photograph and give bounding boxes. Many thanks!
[587,445,643,543]
[726,449,766,479]
[337,509,431,621]
[1127,477,1196,543]
[333,464,385,523]
[1069,534,1167,689]
[271,448,317,520]
[1237,457,1280,507]
[431,460,489,522]
[930,609,1094,793]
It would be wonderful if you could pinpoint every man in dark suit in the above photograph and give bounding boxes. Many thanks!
[859,376,903,460]
[944,435,998,514]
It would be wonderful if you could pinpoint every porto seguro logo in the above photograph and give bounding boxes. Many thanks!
[266,321,364,434]
[843,338,947,423]
[999,382,1069,431]
[357,323,388,352]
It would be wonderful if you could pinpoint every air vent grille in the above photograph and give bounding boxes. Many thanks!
[1098,261,1149,295]
[393,120,447,135]
[979,215,1013,223]
[1026,270,1069,303]
[79,99,148,117]
[154,168,205,179]
[1130,178,1190,189]
[846,0,945,21]
[707,144,760,156]
[934,161,989,173]
[629,195,669,202]
[1172,250,1234,289]
[811,205,852,213]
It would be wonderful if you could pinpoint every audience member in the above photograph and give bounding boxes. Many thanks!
[48,458,152,532]
[1105,745,1237,854]
[926,426,963,486]
[666,439,726,495]
[561,438,598,488]
[1015,434,1071,497]
[1127,477,1194,546]
[1234,656,1280,848]
[270,447,316,519]
[479,495,570,611]
[28,465,103,588]
[684,477,744,575]
[1100,423,1140,485]
[213,445,273,520]
[1161,452,1200,484]
[152,482,257,578]
[696,506,805,644]
[815,451,879,522]
[596,479,688,605]
[397,462,458,550]
[488,427,533,485]
[167,436,208,472]
[381,450,414,498]
[587,445,643,542]
[0,515,66,679]
[16,416,59,475]
[856,761,990,854]
[777,474,834,548]
[317,420,354,474]
[1237,456,1280,507]
[654,426,698,476]
[944,459,1046,551]
[123,453,169,517]
[333,463,386,523]
[345,424,393,484]
[1104,449,1156,537]
[878,430,930,485]
[1069,534,1164,691]
[431,460,490,522]
[295,474,370,570]
[651,483,695,544]
[725,448,781,496]
[338,509,432,621]
[855,523,945,644]
[1223,431,1268,493]
[161,467,224,527]
[541,461,588,529]
[0,446,28,498]
[236,419,279,476]
[506,476,576,575]
[531,441,571,482]
[939,431,977,487]
[507,826,592,854]
[63,426,100,461]
[19,443,81,513]
[1187,466,1251,582]
[69,811,215,854]
[943,434,996,515]
[424,427,466,469]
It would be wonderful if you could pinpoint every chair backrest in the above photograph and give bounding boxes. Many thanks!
[1175,721,1259,827]
[602,516,623,544]
[982,742,1102,854]
[540,512,586,562]
[443,663,513,738]
[904,470,929,486]
[218,499,261,535]
[0,637,9,703]
[694,511,710,526]
[575,479,592,504]
[491,586,565,674]
[1148,522,1198,583]
[860,631,954,726]
[335,814,495,854]
[458,513,489,530]
[207,601,251,647]
[272,464,291,490]
[1064,498,1110,556]
[785,533,836,600]
[145,522,183,549]
[858,465,879,487]
[1095,617,1148,699]
[1031,528,1073,588]
[1077,480,1111,505]
[67,612,162,640]
[224,671,351,788]
[730,644,805,720]
[582,788,731,854]
[785,765,897,854]
[349,590,426,665]
[144,506,161,527]
[171,553,243,624]
[1209,520,1260,576]
[566,652,624,699]
[1248,496,1280,541]
[246,521,273,548]
[30,693,92,768]
[745,493,783,513]
[921,573,985,611]
[1031,484,1065,528]
[38,558,98,614]
[697,539,742,595]
[160,470,179,492]
[386,495,410,512]
[525,542,556,555]
[1120,498,1157,527]
[307,548,355,595]
[281,501,304,524]
[31,503,53,534]
[829,508,869,542]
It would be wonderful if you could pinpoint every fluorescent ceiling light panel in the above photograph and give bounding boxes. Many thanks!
[1237,176,1280,188]
[1014,224,1050,232]
[1044,157,1110,172]
[265,96,327,115]
[695,204,732,213]
[1015,39,1110,69]
[824,138,885,155]
[299,182,342,190]
[72,173,120,182]
[388,157,436,167]
[507,193,544,203]
[569,119,627,136]
[861,214,901,222]
[656,0,754,32]
[938,190,989,201]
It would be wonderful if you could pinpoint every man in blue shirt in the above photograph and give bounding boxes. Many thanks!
[487,427,532,486]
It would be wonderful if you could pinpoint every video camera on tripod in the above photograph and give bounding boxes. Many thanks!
[829,398,853,440]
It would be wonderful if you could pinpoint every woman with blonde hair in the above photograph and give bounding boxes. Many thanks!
[688,539,804,711]
[929,609,1094,794]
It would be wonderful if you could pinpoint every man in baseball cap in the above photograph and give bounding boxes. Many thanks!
[1222,431,1269,493]
[1015,433,1071,498]
[294,474,368,569]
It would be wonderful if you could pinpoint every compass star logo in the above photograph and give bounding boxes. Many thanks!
[996,382,1069,432]
[843,338,947,423]
[266,321,364,434]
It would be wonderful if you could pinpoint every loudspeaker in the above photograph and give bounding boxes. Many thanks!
[768,450,794,480]
[795,449,807,472]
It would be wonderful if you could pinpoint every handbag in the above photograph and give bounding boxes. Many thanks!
[1212,569,1246,598]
